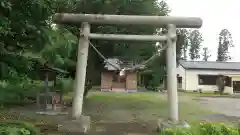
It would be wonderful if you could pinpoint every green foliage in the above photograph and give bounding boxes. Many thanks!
[217,29,234,62]
[146,67,165,91]
[40,28,77,69]
[1,0,173,109]
[0,80,44,107]
[148,28,190,88]
[189,30,203,60]
[202,47,211,61]
[0,0,76,81]
[177,29,190,60]
[1,0,172,90]
[0,122,40,135]
[55,78,74,94]
[160,123,239,135]
[64,0,171,84]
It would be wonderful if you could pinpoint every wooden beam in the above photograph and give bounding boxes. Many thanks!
[89,33,175,41]
[53,13,202,28]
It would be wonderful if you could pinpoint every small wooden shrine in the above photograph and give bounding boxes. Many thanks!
[36,62,69,111]
[101,58,145,92]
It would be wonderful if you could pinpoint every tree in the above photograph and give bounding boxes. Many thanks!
[0,0,76,81]
[63,0,171,87]
[176,29,190,60]
[40,28,77,69]
[0,0,171,100]
[0,0,170,79]
[189,30,203,60]
[146,28,189,90]
[216,75,225,95]
[202,47,211,61]
[216,29,234,62]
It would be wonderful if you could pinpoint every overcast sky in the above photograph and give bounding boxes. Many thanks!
[166,0,240,62]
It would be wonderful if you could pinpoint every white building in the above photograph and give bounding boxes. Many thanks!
[177,60,240,94]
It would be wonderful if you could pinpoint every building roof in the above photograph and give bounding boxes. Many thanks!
[104,58,145,71]
[179,60,240,71]
[104,58,122,70]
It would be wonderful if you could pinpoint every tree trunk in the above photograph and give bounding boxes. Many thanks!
[83,82,92,98]
[60,92,63,104]
[216,75,225,95]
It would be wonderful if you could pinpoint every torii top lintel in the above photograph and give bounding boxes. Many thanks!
[53,13,202,28]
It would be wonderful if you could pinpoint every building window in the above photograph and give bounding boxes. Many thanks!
[225,76,232,87]
[177,77,182,83]
[198,75,218,85]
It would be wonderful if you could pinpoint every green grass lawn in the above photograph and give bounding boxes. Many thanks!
[0,91,238,134]
[83,92,240,134]
[81,92,214,134]
[83,92,212,124]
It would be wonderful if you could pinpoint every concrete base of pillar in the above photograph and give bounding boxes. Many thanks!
[101,89,111,92]
[126,89,138,93]
[36,111,68,115]
[36,106,68,115]
[58,115,91,134]
[156,119,190,132]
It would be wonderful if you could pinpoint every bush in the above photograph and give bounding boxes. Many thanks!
[55,78,74,93]
[178,89,185,92]
[0,122,40,135]
[0,80,44,107]
[160,123,239,135]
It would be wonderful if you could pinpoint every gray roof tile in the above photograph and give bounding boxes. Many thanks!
[179,60,240,70]
[104,58,146,70]
[104,58,121,70]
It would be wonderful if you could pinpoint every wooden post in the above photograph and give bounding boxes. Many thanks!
[44,72,49,110]
[36,93,40,109]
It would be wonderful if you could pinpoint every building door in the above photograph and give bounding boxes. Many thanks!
[177,76,182,89]
[112,72,126,91]
[233,81,240,93]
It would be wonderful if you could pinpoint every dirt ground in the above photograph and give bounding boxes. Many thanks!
[82,92,163,135]
[5,92,164,135]
[81,92,240,134]
[3,92,240,135]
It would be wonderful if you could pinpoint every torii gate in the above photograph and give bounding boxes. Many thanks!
[53,13,202,123]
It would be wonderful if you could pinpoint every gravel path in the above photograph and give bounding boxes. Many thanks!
[196,97,240,117]
[156,93,240,122]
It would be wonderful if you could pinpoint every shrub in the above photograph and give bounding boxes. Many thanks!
[199,123,238,135]
[178,89,185,92]
[160,123,239,135]
[55,78,74,93]
[0,122,40,135]
[0,80,44,107]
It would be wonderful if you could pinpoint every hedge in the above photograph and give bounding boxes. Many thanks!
[0,122,40,135]
[160,123,239,135]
